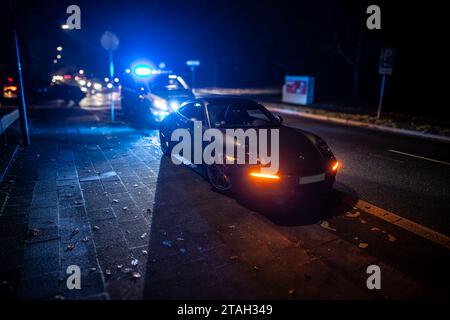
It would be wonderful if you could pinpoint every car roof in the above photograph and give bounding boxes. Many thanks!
[196,96,259,105]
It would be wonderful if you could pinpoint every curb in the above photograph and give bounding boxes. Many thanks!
[268,106,450,143]
[0,144,20,184]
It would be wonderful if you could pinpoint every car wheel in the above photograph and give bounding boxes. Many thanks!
[159,128,171,156]
[206,164,233,192]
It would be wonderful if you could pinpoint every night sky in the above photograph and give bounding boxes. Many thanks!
[1,0,447,116]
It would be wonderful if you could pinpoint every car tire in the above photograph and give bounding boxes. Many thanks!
[206,164,233,193]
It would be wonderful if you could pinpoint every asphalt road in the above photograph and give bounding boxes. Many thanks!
[270,111,450,235]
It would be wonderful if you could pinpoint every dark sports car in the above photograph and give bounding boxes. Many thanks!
[159,97,339,200]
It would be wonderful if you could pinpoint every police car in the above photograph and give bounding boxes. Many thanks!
[121,68,195,123]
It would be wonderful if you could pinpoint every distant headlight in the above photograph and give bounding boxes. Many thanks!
[170,101,179,110]
[93,83,102,90]
[153,99,169,111]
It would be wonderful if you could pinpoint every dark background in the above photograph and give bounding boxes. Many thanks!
[0,0,447,116]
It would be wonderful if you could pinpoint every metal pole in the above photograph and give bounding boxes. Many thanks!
[377,74,386,119]
[191,66,195,90]
[109,50,115,122]
[13,27,31,145]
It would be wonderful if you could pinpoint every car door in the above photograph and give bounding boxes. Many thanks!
[177,102,206,164]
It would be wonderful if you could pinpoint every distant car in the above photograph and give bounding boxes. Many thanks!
[121,73,195,123]
[159,97,339,199]
[2,76,18,100]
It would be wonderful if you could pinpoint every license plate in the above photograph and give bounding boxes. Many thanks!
[299,173,325,185]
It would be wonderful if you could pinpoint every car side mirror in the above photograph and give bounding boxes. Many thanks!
[275,114,283,124]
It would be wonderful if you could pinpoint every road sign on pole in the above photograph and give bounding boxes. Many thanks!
[186,60,200,90]
[101,31,119,123]
[378,48,396,75]
[377,48,396,119]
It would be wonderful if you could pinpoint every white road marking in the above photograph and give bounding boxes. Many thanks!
[388,149,450,166]
[352,199,450,250]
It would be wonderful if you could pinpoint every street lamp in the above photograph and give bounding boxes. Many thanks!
[53,59,58,64]
[56,54,62,59]
[56,46,63,51]
[61,24,70,30]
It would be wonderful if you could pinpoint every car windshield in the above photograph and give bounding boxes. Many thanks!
[207,103,279,128]
[150,75,188,91]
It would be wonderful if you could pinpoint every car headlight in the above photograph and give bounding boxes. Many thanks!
[153,99,169,111]
[170,101,179,110]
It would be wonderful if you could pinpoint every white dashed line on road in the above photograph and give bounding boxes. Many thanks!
[388,149,450,166]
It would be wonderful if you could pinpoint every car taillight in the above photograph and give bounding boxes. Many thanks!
[249,172,280,180]
[4,86,18,91]
[331,161,340,171]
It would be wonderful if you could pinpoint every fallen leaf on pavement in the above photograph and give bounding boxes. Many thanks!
[358,242,369,249]
[122,206,128,211]
[66,244,75,251]
[320,221,337,232]
[142,250,148,255]
[288,289,296,295]
[30,228,40,237]
[370,227,380,231]
[346,211,360,218]
[132,272,141,279]
[140,233,147,239]
[387,234,397,242]
[69,228,79,239]
[93,225,100,231]
[105,269,112,275]
[112,199,119,203]
[131,259,139,266]
[162,240,172,247]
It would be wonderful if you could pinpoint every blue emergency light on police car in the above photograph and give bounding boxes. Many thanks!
[133,65,153,77]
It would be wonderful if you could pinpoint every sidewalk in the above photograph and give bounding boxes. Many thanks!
[0,104,158,299]
[265,102,450,143]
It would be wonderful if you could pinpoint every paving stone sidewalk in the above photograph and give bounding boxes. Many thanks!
[0,105,159,299]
